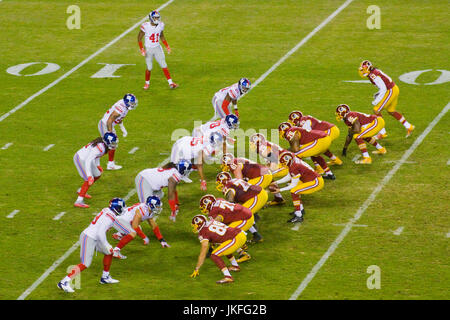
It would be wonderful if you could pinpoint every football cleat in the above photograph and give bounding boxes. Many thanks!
[406,125,415,138]
[267,197,285,206]
[112,248,127,259]
[314,165,325,175]
[169,211,177,222]
[248,233,263,244]
[375,133,388,140]
[216,276,234,284]
[287,215,304,223]
[107,162,122,170]
[228,266,241,272]
[143,83,150,90]
[236,252,251,263]
[100,275,120,284]
[327,157,343,166]
[74,202,89,208]
[112,232,123,241]
[372,147,387,155]
[323,173,336,180]
[253,213,261,223]
[57,281,74,293]
[169,83,179,89]
[355,157,372,164]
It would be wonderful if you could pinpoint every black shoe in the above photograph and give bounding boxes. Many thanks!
[249,233,263,244]
[287,215,303,223]
[323,173,336,180]
[254,213,261,222]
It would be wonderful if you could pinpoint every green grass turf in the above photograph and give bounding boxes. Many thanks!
[0,0,448,300]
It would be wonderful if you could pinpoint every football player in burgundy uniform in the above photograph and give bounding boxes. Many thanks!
[359,60,414,138]
[138,10,178,90]
[270,151,324,223]
[278,122,336,180]
[200,194,256,262]
[190,215,247,284]
[336,104,387,164]
[288,110,342,167]
[216,172,268,243]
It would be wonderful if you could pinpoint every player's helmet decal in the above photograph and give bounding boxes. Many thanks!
[336,104,350,121]
[103,132,118,150]
[209,132,223,146]
[149,10,161,25]
[225,114,239,129]
[191,214,208,233]
[278,122,292,139]
[123,93,138,110]
[177,159,192,176]
[288,110,303,126]
[199,194,216,214]
[279,150,295,167]
[358,60,373,77]
[146,196,162,215]
[216,171,232,192]
[109,198,126,215]
[221,153,236,171]
[238,78,251,94]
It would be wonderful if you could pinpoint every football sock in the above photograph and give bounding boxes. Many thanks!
[391,112,412,129]
[312,156,330,173]
[229,256,239,267]
[162,68,172,82]
[274,192,283,199]
[291,193,301,211]
[78,181,90,199]
[103,255,113,272]
[102,271,110,278]
[294,210,303,217]
[356,139,368,157]
[249,226,257,234]
[324,150,336,159]
[115,234,134,249]
[67,263,86,279]
[145,70,151,82]
[108,149,115,162]
[222,268,231,277]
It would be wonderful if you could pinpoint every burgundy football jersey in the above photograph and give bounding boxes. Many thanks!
[208,198,252,224]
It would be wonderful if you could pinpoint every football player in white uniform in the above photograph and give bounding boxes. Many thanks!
[112,196,170,255]
[98,94,137,170]
[57,198,131,293]
[73,132,118,208]
[135,160,192,222]
[170,132,223,190]
[192,114,239,155]
[212,78,251,119]
[138,10,178,90]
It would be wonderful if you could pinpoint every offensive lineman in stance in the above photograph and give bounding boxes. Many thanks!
[138,10,178,90]
[190,215,247,284]
[57,198,131,293]
[358,60,414,138]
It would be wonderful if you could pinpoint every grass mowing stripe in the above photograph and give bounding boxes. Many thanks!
[0,0,175,124]
[16,0,355,299]
[289,101,450,300]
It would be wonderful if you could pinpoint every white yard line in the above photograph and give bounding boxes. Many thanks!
[52,212,66,221]
[291,224,301,231]
[6,209,20,218]
[446,231,450,238]
[342,80,371,83]
[289,101,450,300]
[333,223,368,227]
[352,154,361,162]
[128,147,139,154]
[1,142,13,150]
[43,144,55,151]
[0,0,175,123]
[447,159,450,166]
[392,226,404,236]
[17,0,355,300]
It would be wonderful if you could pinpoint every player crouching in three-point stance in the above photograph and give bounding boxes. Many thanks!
[358,60,414,138]
[278,121,336,180]
[135,160,192,222]
[57,198,130,293]
[336,104,387,164]
[288,110,342,167]
[212,78,251,119]
[216,171,266,243]
[138,10,178,90]
[98,93,137,170]
[200,194,253,263]
[73,132,119,208]
[111,196,170,258]
[270,151,324,223]
[190,215,247,284]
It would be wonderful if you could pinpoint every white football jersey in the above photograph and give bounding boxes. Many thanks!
[140,21,165,48]
[76,141,106,162]
[121,202,155,223]
[214,83,241,102]
[101,99,129,127]
[199,119,230,139]
[138,167,181,191]
[180,136,214,158]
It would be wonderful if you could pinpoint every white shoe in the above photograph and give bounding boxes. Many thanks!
[100,275,120,284]
[181,176,192,183]
[107,162,122,170]
[57,280,74,293]
[169,212,177,222]
[112,248,127,259]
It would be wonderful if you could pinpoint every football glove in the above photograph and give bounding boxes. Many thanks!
[119,123,128,137]
[190,269,199,278]
[200,180,207,191]
[143,237,149,245]
[140,48,146,56]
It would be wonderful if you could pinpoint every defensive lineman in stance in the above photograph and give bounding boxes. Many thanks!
[98,94,137,170]
[58,198,131,293]
[138,10,178,90]
[212,78,251,119]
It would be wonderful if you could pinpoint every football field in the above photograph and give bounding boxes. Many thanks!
[0,0,449,300]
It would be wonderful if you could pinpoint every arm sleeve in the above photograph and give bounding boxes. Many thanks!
[372,76,387,105]
[280,176,300,192]
[275,173,292,185]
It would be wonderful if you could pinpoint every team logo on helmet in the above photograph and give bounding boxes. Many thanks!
[225,114,239,129]
[146,196,162,215]
[177,159,192,176]
[358,60,373,78]
[335,104,350,121]
[288,110,303,126]
[123,93,138,109]
[278,122,292,140]
[209,132,223,146]
[149,10,161,25]
[109,198,126,215]
[191,214,208,233]
[216,171,232,192]
[221,153,236,172]
[238,78,251,94]
[199,194,216,214]
[103,132,118,150]
[279,151,295,168]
